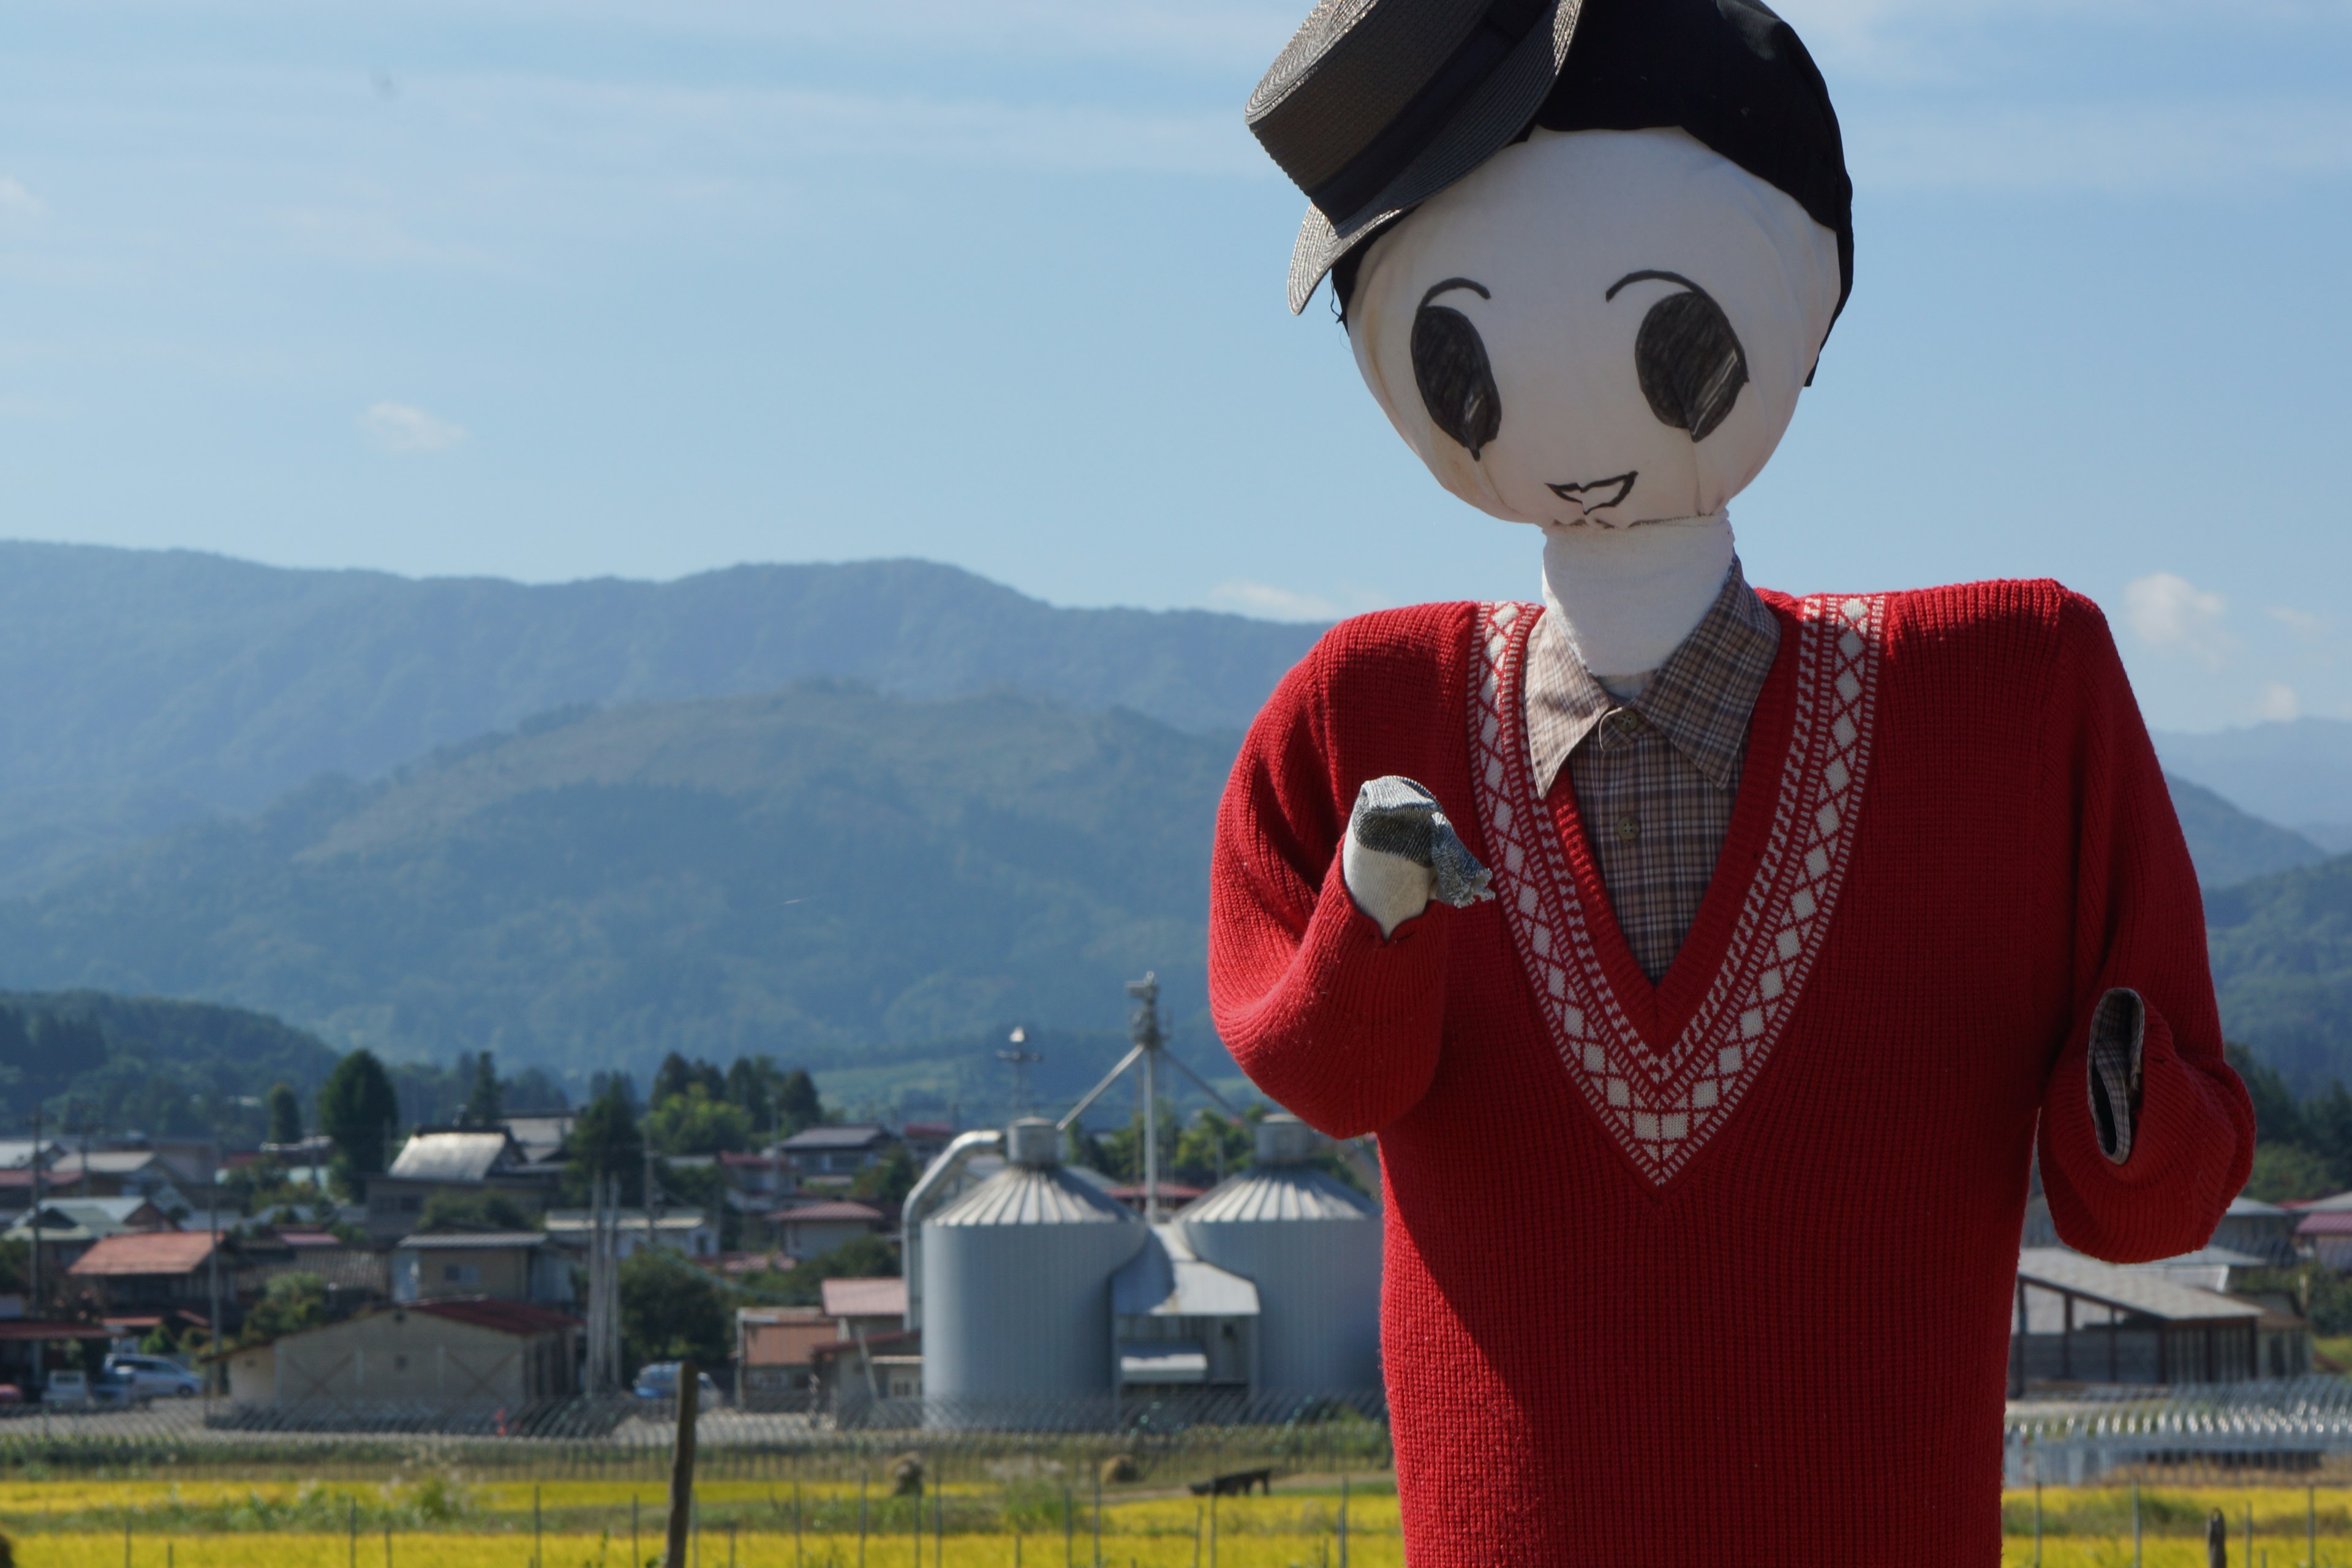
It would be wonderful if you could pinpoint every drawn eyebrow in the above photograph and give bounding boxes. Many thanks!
[1420,277,1492,309]
[1606,270,1708,303]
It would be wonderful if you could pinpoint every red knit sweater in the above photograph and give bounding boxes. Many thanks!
[1208,580,2252,1565]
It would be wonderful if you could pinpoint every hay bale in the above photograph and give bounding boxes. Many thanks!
[889,1453,925,1497]
[1099,1453,1139,1486]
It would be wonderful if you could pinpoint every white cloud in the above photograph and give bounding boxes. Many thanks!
[2124,571,2234,666]
[2256,682,2302,722]
[358,401,468,453]
[0,176,45,220]
[1212,579,1340,621]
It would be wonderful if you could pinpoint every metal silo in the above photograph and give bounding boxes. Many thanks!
[921,1117,1145,1419]
[1179,1114,1382,1394]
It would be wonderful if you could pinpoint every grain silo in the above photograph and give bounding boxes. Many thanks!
[1179,1113,1382,1394]
[920,1117,1145,1417]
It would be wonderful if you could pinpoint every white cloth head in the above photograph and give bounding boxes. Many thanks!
[1346,127,1844,533]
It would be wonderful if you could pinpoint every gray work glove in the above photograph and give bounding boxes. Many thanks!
[1341,776,1495,938]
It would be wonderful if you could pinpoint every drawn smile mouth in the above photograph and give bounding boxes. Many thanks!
[1545,472,1638,516]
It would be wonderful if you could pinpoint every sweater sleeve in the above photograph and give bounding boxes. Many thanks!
[2035,594,2254,1264]
[1208,644,1453,1139]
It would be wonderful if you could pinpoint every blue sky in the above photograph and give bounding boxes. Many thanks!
[2,0,2348,734]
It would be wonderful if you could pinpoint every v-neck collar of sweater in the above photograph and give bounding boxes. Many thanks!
[1466,589,1890,1189]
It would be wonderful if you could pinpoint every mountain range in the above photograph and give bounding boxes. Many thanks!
[2156,719,2352,853]
[0,542,1317,894]
[0,541,2348,1104]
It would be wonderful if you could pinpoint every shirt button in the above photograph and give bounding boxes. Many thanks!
[1615,813,1642,844]
[1610,710,1646,739]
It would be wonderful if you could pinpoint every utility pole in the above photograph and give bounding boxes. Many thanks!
[208,1112,224,1398]
[1126,975,1164,1225]
[644,1140,659,1259]
[27,1106,43,1390]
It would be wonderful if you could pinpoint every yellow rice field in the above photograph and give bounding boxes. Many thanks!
[9,1479,2352,1562]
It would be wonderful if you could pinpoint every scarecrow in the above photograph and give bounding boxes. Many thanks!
[1208,0,2253,1559]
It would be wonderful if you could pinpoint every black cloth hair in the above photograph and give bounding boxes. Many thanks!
[1334,0,1853,338]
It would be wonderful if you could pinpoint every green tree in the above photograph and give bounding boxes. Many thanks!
[2229,1044,2307,1146]
[565,1083,645,1204]
[645,1084,753,1156]
[619,1248,731,1374]
[0,1236,27,1294]
[459,1051,503,1129]
[265,1081,303,1145]
[848,1146,918,1204]
[419,1189,534,1232]
[1171,1109,1255,1188]
[241,1272,328,1346]
[776,1069,823,1136]
[724,1056,778,1136]
[317,1049,401,1190]
[652,1053,726,1110]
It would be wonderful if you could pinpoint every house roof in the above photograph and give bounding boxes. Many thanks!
[820,1276,907,1319]
[51,1151,165,1178]
[0,1319,116,1341]
[718,1152,782,1169]
[780,1125,894,1153]
[774,1200,884,1225]
[900,1122,954,1140]
[274,1229,342,1248]
[0,1140,62,1170]
[394,1230,550,1250]
[387,1131,522,1183]
[66,1231,220,1277]
[2299,1212,2352,1237]
[409,1297,581,1336]
[2016,1247,2263,1322]
[2226,1196,2290,1217]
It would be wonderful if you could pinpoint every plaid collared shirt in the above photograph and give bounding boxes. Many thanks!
[1525,561,1780,982]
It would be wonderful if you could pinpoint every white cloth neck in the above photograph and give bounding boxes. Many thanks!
[1539,511,1736,685]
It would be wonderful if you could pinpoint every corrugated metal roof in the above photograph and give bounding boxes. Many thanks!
[929,1165,1136,1227]
[2228,1196,2288,1216]
[1183,1165,1376,1224]
[1112,1226,1260,1319]
[779,1125,895,1152]
[394,1231,551,1250]
[66,1232,220,1276]
[774,1200,885,1223]
[2016,1248,2263,1322]
[387,1131,518,1183]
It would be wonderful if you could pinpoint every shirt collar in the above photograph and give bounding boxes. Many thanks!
[1524,558,1781,797]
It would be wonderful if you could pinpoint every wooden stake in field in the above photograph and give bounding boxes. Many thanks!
[666,1360,702,1568]
[859,1472,870,1568]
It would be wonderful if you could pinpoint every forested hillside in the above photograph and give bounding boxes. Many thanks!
[0,681,1235,1087]
[0,990,339,1140]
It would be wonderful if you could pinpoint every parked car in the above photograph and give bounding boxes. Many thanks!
[632,1362,724,1408]
[0,1382,21,1406]
[105,1353,202,1398]
[45,1370,95,1408]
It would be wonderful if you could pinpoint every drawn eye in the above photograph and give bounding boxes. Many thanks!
[1608,271,1750,442]
[1412,278,1502,461]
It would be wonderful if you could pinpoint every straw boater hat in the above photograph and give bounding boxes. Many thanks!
[1244,0,1857,320]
